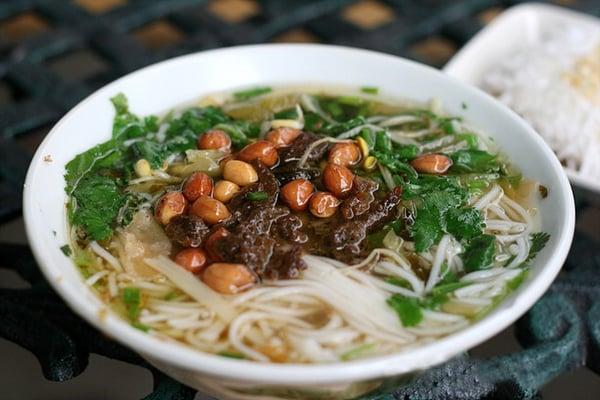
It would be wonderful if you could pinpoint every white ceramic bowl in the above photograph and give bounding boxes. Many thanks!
[23,44,575,399]
[444,2,600,196]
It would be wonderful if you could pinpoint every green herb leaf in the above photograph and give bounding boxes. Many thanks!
[218,351,246,359]
[123,287,142,320]
[360,86,379,95]
[450,149,502,174]
[71,175,127,241]
[432,281,471,296]
[445,207,484,241]
[60,245,72,257]
[522,232,550,266]
[132,322,150,332]
[247,191,268,201]
[341,343,377,361]
[233,86,272,101]
[387,295,423,327]
[463,234,496,272]
[385,277,410,288]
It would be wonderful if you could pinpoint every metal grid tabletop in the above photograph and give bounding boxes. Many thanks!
[1,0,600,399]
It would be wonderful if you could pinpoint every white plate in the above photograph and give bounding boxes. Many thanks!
[444,2,600,195]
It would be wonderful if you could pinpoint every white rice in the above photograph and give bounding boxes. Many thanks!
[482,25,600,179]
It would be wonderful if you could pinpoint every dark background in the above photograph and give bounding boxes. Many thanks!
[1,0,600,399]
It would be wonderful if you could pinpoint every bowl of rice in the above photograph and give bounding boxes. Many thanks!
[445,3,600,195]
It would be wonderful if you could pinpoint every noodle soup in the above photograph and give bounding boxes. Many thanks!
[63,86,549,363]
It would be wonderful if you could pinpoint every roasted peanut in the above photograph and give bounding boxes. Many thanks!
[134,159,151,177]
[309,192,340,218]
[213,180,240,203]
[223,160,258,186]
[328,142,361,167]
[266,127,301,148]
[183,172,213,202]
[202,263,256,294]
[322,163,354,198]
[155,191,187,225]
[197,129,231,152]
[237,140,278,167]
[174,248,208,274]
[410,153,453,174]
[191,195,230,225]
[204,227,229,261]
[281,179,314,211]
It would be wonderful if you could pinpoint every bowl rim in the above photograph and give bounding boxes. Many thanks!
[23,43,575,385]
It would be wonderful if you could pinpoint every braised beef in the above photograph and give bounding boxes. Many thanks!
[278,132,328,164]
[272,214,308,244]
[165,215,209,248]
[340,176,379,220]
[273,164,321,185]
[225,161,280,228]
[264,245,307,280]
[330,186,403,263]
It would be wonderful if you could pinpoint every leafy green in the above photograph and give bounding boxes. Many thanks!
[247,191,268,201]
[450,150,502,174]
[274,107,299,120]
[419,292,450,310]
[233,86,272,101]
[123,287,142,320]
[325,116,367,136]
[60,245,72,257]
[337,95,366,106]
[214,121,259,148]
[432,281,471,296]
[64,139,122,194]
[405,175,484,252]
[218,351,246,359]
[385,277,411,288]
[445,207,484,241]
[463,234,496,272]
[71,175,127,241]
[372,150,417,180]
[360,86,379,95]
[387,295,423,327]
[525,232,550,264]
[374,131,392,152]
[132,322,150,332]
[341,343,377,361]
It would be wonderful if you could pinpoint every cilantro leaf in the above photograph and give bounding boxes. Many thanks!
[446,207,484,240]
[247,191,269,201]
[524,232,550,265]
[450,150,502,174]
[361,86,379,95]
[233,86,272,101]
[463,234,496,272]
[60,245,72,257]
[71,175,126,241]
[387,295,423,326]
[123,287,142,320]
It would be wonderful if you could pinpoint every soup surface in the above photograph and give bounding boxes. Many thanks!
[64,86,549,363]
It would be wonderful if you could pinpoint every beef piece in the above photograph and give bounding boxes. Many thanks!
[330,186,403,263]
[273,164,321,186]
[264,245,307,280]
[272,214,308,244]
[225,161,280,228]
[213,206,289,278]
[165,215,210,248]
[278,132,328,164]
[340,176,379,220]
